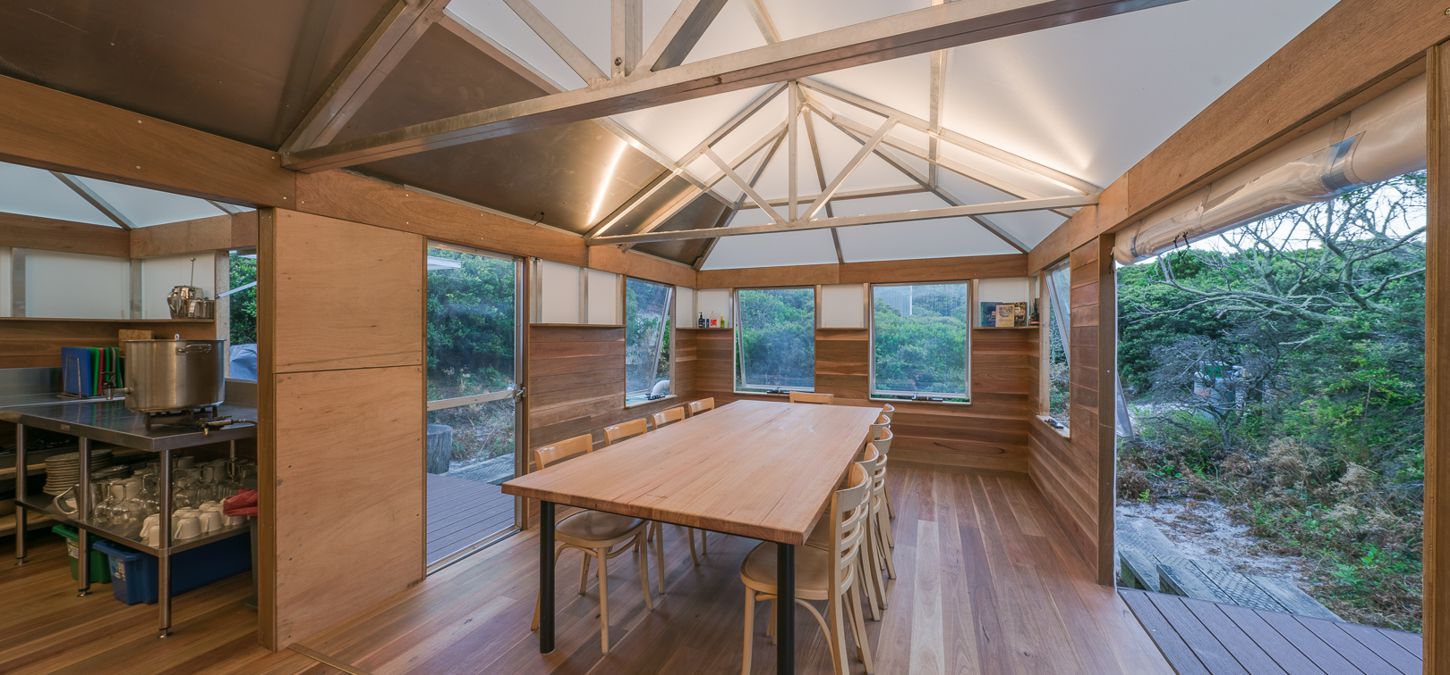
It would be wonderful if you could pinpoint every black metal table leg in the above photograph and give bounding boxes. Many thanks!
[777,543,795,674]
[539,501,555,654]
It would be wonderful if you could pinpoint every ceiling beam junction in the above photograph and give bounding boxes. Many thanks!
[282,0,449,152]
[704,147,786,225]
[283,0,1184,171]
[610,0,642,78]
[593,194,1098,245]
[625,123,789,241]
[803,116,895,221]
[695,128,788,268]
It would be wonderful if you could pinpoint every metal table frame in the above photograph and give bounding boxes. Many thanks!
[7,401,256,638]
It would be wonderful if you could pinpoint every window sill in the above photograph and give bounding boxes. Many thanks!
[625,394,677,409]
[869,395,971,407]
[1036,415,1071,439]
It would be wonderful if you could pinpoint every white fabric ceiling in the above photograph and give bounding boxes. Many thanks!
[0,160,251,228]
[450,0,1336,269]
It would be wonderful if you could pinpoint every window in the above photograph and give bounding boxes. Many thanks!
[735,287,815,393]
[871,282,969,403]
[625,277,674,403]
[225,250,258,382]
[1043,261,1071,430]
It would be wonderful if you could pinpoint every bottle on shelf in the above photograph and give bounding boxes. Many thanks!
[698,312,706,329]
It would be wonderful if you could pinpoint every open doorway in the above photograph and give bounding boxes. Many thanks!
[1114,172,1426,635]
[424,244,524,569]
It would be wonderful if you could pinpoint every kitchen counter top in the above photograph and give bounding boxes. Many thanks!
[0,393,108,409]
[0,400,257,452]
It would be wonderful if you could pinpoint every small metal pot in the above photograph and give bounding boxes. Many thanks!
[117,339,226,413]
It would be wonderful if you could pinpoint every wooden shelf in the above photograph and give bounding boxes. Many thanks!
[529,322,624,329]
[0,317,214,323]
[677,327,732,331]
[973,325,1038,330]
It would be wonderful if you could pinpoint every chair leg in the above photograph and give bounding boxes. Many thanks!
[847,584,875,673]
[826,597,847,675]
[653,522,666,594]
[597,549,610,654]
[701,528,708,555]
[686,525,701,566]
[766,599,777,644]
[858,556,883,621]
[579,551,592,595]
[636,533,654,611]
[877,508,897,580]
[741,588,756,675]
[885,483,896,521]
[867,520,889,611]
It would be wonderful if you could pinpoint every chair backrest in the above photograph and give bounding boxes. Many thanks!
[603,418,649,445]
[828,460,872,594]
[872,427,894,456]
[788,391,834,405]
[650,406,686,429]
[531,433,593,471]
[881,403,896,416]
[685,397,715,416]
[869,413,891,441]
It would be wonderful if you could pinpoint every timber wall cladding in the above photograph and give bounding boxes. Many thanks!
[260,209,424,649]
[1027,238,1109,574]
[526,325,698,448]
[690,326,1035,473]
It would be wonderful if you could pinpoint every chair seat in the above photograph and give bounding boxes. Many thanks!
[557,510,645,543]
[740,542,834,599]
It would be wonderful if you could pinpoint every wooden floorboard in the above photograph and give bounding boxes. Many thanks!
[1121,588,1423,675]
[0,535,330,675]
[296,466,1170,674]
[4,467,1172,673]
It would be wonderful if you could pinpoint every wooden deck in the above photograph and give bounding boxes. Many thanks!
[427,472,516,565]
[1121,588,1423,674]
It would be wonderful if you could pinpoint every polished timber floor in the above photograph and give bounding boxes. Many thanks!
[3,466,1169,674]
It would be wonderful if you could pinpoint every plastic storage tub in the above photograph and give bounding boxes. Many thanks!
[92,533,251,605]
[52,524,111,584]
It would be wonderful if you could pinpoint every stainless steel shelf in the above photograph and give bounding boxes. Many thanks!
[14,494,246,556]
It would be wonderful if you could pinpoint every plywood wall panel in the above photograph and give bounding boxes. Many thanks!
[0,319,216,369]
[270,365,423,647]
[270,209,423,373]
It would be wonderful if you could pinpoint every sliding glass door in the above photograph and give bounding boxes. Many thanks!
[424,244,523,569]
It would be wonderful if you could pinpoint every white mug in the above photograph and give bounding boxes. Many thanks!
[199,510,223,533]
[146,525,161,547]
[175,516,202,540]
[224,514,245,527]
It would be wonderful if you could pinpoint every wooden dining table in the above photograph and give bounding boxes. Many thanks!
[502,399,882,673]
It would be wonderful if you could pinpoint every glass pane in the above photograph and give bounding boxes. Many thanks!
[1047,263,1071,425]
[427,398,517,475]
[872,283,968,400]
[227,251,258,382]
[625,278,673,402]
[735,288,815,391]
[427,248,516,399]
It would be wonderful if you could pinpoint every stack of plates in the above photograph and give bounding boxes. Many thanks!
[41,450,114,496]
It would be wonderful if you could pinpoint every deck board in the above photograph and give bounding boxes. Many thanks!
[427,472,516,564]
[1122,588,1422,675]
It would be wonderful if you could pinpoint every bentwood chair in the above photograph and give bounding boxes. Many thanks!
[808,444,888,621]
[649,406,686,429]
[603,418,649,445]
[529,434,652,654]
[685,397,715,416]
[741,461,874,674]
[874,427,896,523]
[788,391,835,405]
[603,416,703,572]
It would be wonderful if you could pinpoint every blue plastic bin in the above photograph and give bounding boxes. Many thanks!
[92,533,252,605]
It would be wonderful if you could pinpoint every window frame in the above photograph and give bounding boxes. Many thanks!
[1040,259,1072,434]
[867,280,973,404]
[425,243,525,413]
[732,285,818,395]
[623,276,676,405]
[222,248,258,383]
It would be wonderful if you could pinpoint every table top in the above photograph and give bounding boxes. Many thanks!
[502,400,880,545]
[0,400,258,452]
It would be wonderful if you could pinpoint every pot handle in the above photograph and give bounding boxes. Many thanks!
[176,344,214,354]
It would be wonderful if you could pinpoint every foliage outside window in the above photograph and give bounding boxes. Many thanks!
[871,283,969,402]
[426,246,517,469]
[735,287,815,393]
[1044,261,1071,429]
[1115,172,1425,631]
[625,277,673,403]
[226,250,258,382]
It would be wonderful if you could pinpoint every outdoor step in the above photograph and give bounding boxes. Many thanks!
[1119,547,1160,591]
[1249,575,1341,621]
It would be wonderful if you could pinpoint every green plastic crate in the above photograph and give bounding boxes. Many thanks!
[51,524,111,584]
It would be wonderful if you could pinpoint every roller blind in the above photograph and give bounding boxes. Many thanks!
[1113,75,1426,264]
